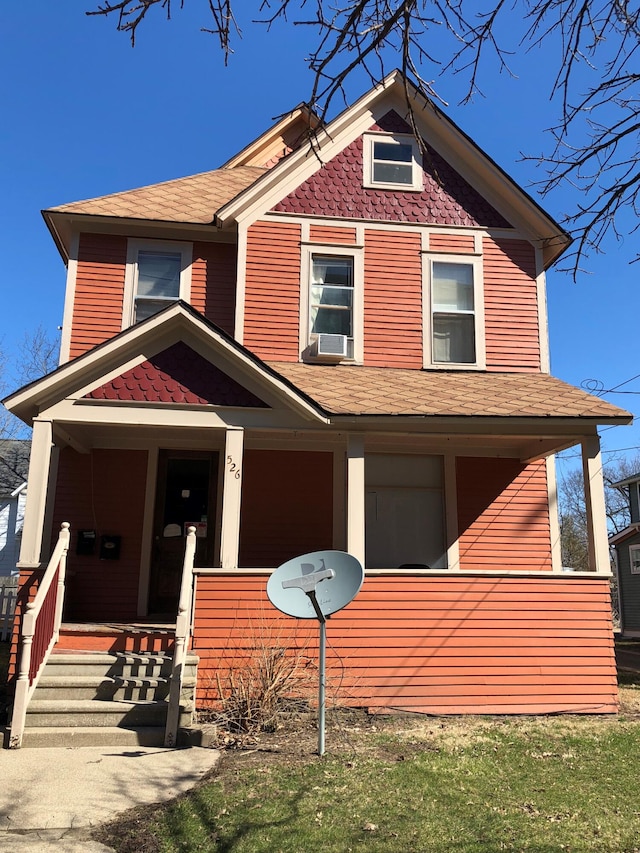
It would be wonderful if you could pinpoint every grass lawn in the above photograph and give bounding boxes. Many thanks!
[96,679,640,853]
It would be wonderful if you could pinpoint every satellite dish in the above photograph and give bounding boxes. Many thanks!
[267,550,364,619]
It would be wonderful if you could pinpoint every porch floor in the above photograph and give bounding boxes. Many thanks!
[55,622,177,654]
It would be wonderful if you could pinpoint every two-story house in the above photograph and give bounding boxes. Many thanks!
[5,71,631,747]
[611,472,640,635]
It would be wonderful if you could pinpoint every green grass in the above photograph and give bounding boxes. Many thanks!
[98,707,640,853]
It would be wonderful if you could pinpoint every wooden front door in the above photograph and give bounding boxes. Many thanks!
[148,450,219,617]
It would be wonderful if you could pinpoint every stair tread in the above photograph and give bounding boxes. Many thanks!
[28,698,193,710]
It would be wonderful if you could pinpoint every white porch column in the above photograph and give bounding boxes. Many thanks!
[18,418,54,567]
[581,434,610,574]
[346,433,365,566]
[219,428,244,569]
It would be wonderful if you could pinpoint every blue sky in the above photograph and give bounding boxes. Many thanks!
[1,2,638,471]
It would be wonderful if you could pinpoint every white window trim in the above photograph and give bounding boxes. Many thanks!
[299,242,364,364]
[422,251,485,370]
[122,239,193,329]
[630,544,640,574]
[363,132,423,192]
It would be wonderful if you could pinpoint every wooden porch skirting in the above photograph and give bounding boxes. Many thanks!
[191,573,617,715]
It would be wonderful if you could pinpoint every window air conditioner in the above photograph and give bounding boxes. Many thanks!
[311,333,348,361]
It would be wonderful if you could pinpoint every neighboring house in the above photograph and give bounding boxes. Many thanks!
[4,71,632,744]
[610,472,640,635]
[0,440,30,578]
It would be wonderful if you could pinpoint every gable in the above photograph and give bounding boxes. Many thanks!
[84,341,269,408]
[273,111,511,228]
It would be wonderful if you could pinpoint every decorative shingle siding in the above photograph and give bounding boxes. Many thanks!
[85,342,269,407]
[70,234,127,359]
[191,241,237,335]
[238,450,333,567]
[457,457,552,571]
[274,112,511,228]
[484,237,541,372]
[193,574,617,714]
[244,220,301,361]
[364,229,423,367]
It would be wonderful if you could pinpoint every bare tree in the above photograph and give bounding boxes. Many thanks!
[86,1,640,274]
[0,326,59,440]
[558,453,640,569]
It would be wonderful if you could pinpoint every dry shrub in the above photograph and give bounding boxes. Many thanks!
[204,623,317,734]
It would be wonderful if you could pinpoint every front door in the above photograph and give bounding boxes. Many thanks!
[148,450,219,617]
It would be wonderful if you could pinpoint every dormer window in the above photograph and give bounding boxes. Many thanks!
[364,133,423,191]
[123,240,192,328]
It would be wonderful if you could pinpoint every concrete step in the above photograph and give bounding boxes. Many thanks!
[43,652,199,679]
[34,674,196,701]
[18,725,216,749]
[25,699,194,728]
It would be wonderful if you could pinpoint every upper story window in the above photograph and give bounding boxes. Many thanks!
[425,255,484,369]
[363,133,423,191]
[123,240,192,328]
[630,545,640,574]
[301,244,363,363]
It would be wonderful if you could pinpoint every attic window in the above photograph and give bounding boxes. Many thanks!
[364,133,423,191]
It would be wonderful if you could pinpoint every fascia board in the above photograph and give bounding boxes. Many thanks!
[4,304,327,426]
[325,415,627,432]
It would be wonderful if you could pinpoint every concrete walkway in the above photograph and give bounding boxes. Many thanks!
[0,745,221,852]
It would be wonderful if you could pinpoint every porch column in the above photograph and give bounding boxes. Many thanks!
[220,428,244,569]
[581,435,610,574]
[347,433,365,566]
[18,418,54,567]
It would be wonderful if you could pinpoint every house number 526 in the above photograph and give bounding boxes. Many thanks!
[226,455,241,479]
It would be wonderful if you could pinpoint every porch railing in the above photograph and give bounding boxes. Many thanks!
[9,522,70,749]
[165,525,197,747]
[0,578,18,642]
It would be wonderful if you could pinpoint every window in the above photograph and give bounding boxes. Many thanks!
[630,545,640,574]
[427,258,483,367]
[363,133,422,191]
[302,246,363,361]
[123,240,192,328]
[310,254,354,349]
[365,455,446,569]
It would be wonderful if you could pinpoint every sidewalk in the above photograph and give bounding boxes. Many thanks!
[0,744,221,852]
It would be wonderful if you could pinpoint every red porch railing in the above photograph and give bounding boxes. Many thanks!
[9,523,70,749]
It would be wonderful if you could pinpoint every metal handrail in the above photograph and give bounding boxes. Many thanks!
[9,522,71,749]
[164,525,197,747]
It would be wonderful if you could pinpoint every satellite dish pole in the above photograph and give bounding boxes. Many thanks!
[267,550,364,757]
[281,565,334,755]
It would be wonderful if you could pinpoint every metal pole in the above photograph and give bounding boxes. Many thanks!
[318,618,326,756]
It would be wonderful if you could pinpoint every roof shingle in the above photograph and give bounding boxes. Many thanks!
[266,363,631,420]
[47,166,266,224]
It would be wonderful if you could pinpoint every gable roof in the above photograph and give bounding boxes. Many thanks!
[43,71,571,268]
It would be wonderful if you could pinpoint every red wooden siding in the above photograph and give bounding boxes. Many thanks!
[244,220,301,361]
[192,574,617,714]
[239,450,333,567]
[483,237,541,372]
[457,457,552,571]
[429,232,475,253]
[50,448,148,621]
[191,241,237,335]
[364,229,423,367]
[8,566,41,682]
[309,225,357,244]
[70,234,127,359]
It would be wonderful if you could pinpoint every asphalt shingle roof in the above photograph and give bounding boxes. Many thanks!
[266,363,630,420]
[47,166,266,224]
